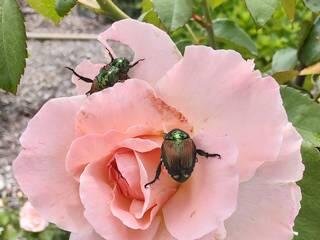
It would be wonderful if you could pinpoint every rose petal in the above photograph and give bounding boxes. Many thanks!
[80,160,161,240]
[66,132,161,180]
[157,46,287,181]
[69,228,105,240]
[224,124,303,240]
[135,150,178,218]
[76,79,191,136]
[19,201,49,232]
[13,96,89,232]
[66,131,126,180]
[162,133,239,240]
[153,222,176,240]
[225,181,301,240]
[255,123,304,183]
[115,151,144,200]
[98,19,181,86]
[110,186,152,229]
[71,60,104,94]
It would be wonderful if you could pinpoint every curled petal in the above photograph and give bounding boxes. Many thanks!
[80,160,161,240]
[66,131,161,180]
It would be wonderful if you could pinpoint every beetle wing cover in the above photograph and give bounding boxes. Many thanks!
[162,139,196,174]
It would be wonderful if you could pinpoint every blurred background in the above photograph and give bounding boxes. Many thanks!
[0,0,319,239]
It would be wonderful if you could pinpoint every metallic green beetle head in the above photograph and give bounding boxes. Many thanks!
[162,129,196,183]
[164,129,190,141]
[111,58,131,74]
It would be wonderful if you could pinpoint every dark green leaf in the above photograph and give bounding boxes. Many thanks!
[281,86,320,147]
[303,0,320,12]
[245,0,279,25]
[55,0,77,17]
[294,143,320,240]
[281,0,296,21]
[281,86,320,239]
[299,18,320,66]
[153,0,192,31]
[272,47,298,73]
[0,0,28,94]
[26,0,61,23]
[213,19,257,55]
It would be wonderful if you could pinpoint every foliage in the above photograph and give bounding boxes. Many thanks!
[0,206,69,240]
[0,0,27,94]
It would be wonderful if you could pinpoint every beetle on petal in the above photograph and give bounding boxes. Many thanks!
[144,128,221,188]
[66,48,144,95]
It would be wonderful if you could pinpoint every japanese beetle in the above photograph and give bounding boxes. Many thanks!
[66,48,144,95]
[144,129,221,188]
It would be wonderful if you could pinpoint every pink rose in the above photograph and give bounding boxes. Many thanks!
[19,201,49,232]
[13,19,304,240]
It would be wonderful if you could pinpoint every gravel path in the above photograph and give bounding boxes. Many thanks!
[0,4,107,207]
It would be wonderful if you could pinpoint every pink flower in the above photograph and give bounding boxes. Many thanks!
[19,201,49,232]
[13,19,304,240]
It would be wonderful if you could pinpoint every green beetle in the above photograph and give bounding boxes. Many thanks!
[66,48,144,95]
[144,129,221,188]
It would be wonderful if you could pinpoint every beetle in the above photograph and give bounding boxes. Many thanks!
[66,48,144,95]
[144,128,221,188]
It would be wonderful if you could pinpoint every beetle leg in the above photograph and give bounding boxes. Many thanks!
[144,161,163,189]
[129,58,145,68]
[196,149,221,159]
[105,47,114,62]
[65,67,93,83]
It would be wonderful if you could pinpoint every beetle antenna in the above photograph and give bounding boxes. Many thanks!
[130,58,145,68]
[105,47,114,62]
[65,67,93,83]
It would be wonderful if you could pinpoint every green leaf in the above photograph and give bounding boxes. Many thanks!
[0,0,28,94]
[272,47,298,73]
[281,86,320,147]
[294,143,320,240]
[0,210,10,226]
[303,0,320,12]
[272,70,299,84]
[245,0,279,25]
[281,0,296,21]
[153,0,192,31]
[209,0,226,7]
[213,19,257,55]
[3,225,19,240]
[299,18,320,66]
[139,0,165,29]
[26,0,61,23]
[281,86,320,239]
[55,0,77,17]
